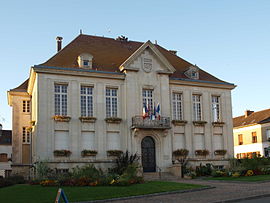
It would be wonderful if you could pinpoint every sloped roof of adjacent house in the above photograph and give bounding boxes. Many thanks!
[233,108,270,128]
[9,79,28,92]
[0,130,12,145]
[10,34,234,92]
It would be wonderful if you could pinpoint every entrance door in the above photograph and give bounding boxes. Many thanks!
[141,136,156,172]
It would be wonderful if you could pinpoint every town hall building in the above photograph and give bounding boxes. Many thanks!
[8,34,235,177]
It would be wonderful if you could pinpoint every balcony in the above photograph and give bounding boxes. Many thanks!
[131,116,171,129]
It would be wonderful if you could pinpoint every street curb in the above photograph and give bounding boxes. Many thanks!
[213,193,270,203]
[74,186,215,203]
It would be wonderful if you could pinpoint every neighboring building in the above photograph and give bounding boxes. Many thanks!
[0,124,12,177]
[233,109,270,158]
[7,34,235,177]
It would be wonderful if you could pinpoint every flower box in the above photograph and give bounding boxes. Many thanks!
[107,150,123,157]
[105,117,122,124]
[173,149,189,157]
[195,149,209,156]
[52,115,71,122]
[79,116,96,123]
[193,121,207,126]
[30,120,36,126]
[172,120,188,126]
[81,150,98,157]
[214,149,227,156]
[54,150,71,157]
[212,121,225,127]
[26,126,32,132]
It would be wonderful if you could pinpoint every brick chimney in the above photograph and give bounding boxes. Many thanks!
[245,110,254,117]
[56,36,63,52]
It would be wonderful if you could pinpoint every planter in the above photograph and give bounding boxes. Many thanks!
[79,117,96,123]
[53,115,71,122]
[173,149,189,157]
[54,150,71,157]
[193,121,207,126]
[30,120,36,126]
[105,117,122,124]
[26,126,32,132]
[214,150,227,156]
[107,150,123,157]
[212,121,225,127]
[172,120,187,126]
[195,149,209,156]
[81,150,98,157]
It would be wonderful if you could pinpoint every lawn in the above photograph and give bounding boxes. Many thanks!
[0,181,205,203]
[206,174,270,182]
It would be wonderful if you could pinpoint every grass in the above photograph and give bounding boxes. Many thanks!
[205,174,270,182]
[0,181,205,203]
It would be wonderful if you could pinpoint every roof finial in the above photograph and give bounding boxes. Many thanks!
[80,29,83,34]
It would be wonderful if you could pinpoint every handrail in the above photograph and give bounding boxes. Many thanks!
[156,166,162,180]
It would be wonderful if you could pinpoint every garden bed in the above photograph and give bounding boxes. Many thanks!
[0,181,205,203]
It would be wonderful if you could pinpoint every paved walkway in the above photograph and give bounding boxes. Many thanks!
[110,179,270,203]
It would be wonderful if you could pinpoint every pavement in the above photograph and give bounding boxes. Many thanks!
[106,179,270,203]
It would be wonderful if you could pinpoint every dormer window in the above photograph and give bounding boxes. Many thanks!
[78,53,93,69]
[83,60,90,66]
[184,66,199,80]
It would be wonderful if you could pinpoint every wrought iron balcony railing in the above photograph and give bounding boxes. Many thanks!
[131,116,171,129]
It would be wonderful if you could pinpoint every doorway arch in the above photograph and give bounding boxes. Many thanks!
[141,136,156,172]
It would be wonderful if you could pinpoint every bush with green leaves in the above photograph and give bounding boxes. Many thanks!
[109,151,140,175]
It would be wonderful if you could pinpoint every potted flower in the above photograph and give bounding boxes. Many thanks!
[171,120,188,126]
[107,150,123,157]
[52,115,71,122]
[54,150,71,157]
[79,116,97,123]
[173,149,189,157]
[214,149,227,156]
[30,120,36,126]
[81,150,98,157]
[195,149,209,156]
[105,117,122,124]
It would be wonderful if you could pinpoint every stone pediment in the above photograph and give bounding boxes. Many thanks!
[119,41,175,74]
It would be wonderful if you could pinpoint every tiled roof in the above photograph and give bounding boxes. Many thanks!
[233,108,270,128]
[40,34,232,85]
[9,79,28,92]
[0,130,12,145]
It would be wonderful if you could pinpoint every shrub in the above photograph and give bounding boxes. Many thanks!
[211,170,226,177]
[232,172,240,177]
[0,179,14,188]
[245,170,254,176]
[109,151,140,175]
[0,176,25,188]
[35,160,51,180]
[196,163,212,176]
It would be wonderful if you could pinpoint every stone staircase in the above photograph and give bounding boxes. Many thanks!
[143,172,180,181]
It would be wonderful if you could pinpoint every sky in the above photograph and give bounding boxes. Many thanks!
[0,0,270,130]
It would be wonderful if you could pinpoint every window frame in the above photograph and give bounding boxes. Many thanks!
[238,134,243,145]
[252,132,257,143]
[172,92,183,120]
[22,127,31,144]
[80,86,94,117]
[142,89,154,114]
[22,100,30,113]
[192,94,202,121]
[212,95,221,122]
[54,83,68,116]
[105,87,118,118]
